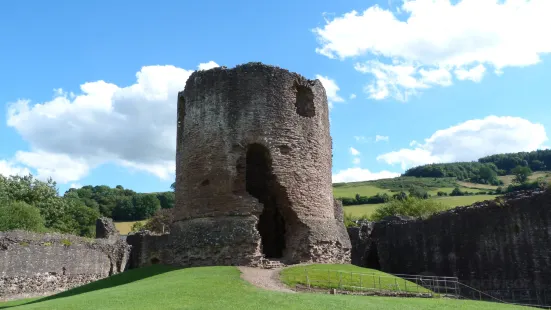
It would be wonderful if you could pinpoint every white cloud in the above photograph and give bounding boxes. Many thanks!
[454,64,486,82]
[0,160,30,177]
[349,147,360,156]
[315,75,345,108]
[352,157,361,165]
[332,167,401,183]
[5,63,218,184]
[354,136,368,143]
[70,183,82,189]
[375,135,389,142]
[377,116,548,170]
[14,151,90,184]
[314,0,551,100]
[349,93,357,99]
[197,61,220,71]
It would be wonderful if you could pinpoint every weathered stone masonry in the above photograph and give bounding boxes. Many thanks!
[166,62,350,267]
[0,218,130,301]
[349,190,551,303]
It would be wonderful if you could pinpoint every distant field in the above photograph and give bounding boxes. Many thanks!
[335,184,487,200]
[344,195,498,218]
[457,181,498,190]
[333,185,392,198]
[431,195,497,207]
[114,221,145,235]
[498,171,551,186]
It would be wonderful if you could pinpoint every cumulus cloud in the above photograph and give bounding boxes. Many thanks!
[6,62,219,184]
[375,135,389,142]
[70,183,82,189]
[315,75,345,108]
[377,116,548,170]
[313,0,551,100]
[349,147,360,156]
[332,167,401,183]
[0,160,30,177]
[197,61,220,71]
[349,93,357,99]
[352,157,361,165]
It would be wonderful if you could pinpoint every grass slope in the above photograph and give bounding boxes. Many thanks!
[281,264,431,293]
[0,265,531,310]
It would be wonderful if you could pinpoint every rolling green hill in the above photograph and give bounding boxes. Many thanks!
[0,265,530,310]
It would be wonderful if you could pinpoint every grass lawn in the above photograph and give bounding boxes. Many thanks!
[113,221,145,235]
[333,185,391,198]
[281,264,431,293]
[344,195,498,218]
[0,265,532,310]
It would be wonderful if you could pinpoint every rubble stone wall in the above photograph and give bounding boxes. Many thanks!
[0,220,130,301]
[348,190,551,302]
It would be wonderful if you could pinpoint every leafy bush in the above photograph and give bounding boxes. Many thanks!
[143,209,173,234]
[0,201,46,232]
[131,221,145,232]
[370,197,447,221]
[344,213,370,228]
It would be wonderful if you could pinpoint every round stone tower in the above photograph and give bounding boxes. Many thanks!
[168,62,350,267]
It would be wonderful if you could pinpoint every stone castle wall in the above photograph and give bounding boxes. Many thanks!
[169,62,350,267]
[348,190,551,303]
[0,219,130,301]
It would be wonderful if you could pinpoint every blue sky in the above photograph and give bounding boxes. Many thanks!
[1,0,551,194]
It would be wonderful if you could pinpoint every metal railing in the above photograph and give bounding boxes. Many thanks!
[290,269,551,309]
[294,269,439,296]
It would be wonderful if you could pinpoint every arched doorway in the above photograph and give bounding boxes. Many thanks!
[245,143,286,259]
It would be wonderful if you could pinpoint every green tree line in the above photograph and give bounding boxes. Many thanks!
[404,150,551,184]
[0,174,175,236]
[64,185,174,221]
[403,162,503,185]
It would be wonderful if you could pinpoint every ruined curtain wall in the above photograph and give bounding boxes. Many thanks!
[0,230,130,301]
[371,190,551,296]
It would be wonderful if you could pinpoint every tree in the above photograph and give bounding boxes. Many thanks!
[408,186,429,199]
[0,201,45,232]
[156,191,175,209]
[511,165,532,184]
[371,197,447,221]
[450,187,464,196]
[478,166,497,183]
[132,193,161,220]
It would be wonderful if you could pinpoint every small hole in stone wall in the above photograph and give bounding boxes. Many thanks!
[201,179,210,186]
[150,257,160,265]
[294,81,315,118]
[278,145,291,155]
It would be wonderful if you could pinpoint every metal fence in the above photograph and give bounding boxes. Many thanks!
[295,269,448,296]
[293,269,551,309]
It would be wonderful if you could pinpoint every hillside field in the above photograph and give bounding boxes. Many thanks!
[333,175,504,219]
[0,265,530,310]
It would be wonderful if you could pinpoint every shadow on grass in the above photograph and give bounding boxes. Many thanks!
[0,264,178,309]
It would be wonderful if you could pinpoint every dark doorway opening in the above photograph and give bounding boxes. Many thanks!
[246,143,287,259]
[365,242,381,269]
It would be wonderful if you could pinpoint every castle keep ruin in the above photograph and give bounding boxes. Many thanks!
[167,62,350,267]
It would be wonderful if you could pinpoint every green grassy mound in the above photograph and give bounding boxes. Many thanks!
[281,264,432,293]
[0,265,532,309]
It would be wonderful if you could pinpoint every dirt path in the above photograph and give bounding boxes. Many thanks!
[238,267,296,293]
